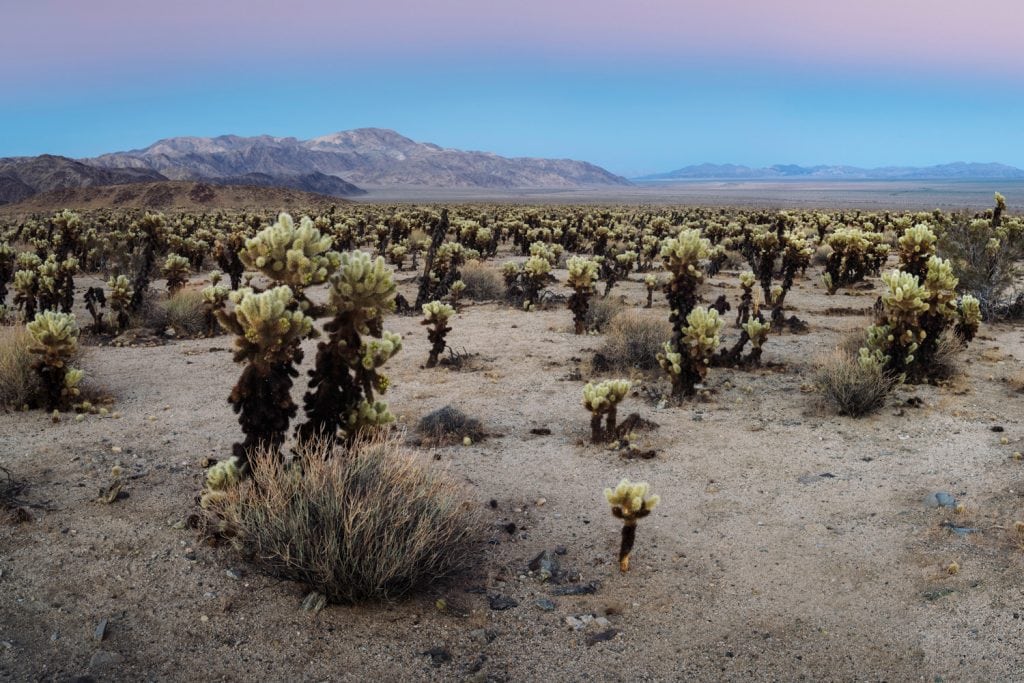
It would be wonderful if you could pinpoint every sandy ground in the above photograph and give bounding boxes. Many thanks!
[2,257,1024,682]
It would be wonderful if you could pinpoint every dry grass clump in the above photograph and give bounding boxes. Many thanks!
[928,331,965,382]
[460,260,504,301]
[585,296,625,332]
[813,349,895,417]
[593,309,672,372]
[139,288,207,335]
[0,325,39,409]
[214,433,485,604]
[416,405,485,444]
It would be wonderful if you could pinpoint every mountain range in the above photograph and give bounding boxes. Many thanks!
[637,162,1024,181]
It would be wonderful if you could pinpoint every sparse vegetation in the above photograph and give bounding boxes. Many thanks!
[814,349,895,417]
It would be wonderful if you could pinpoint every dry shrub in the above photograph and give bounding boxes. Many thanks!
[0,325,39,409]
[585,296,625,332]
[216,433,485,603]
[141,288,206,335]
[928,331,965,381]
[460,260,503,300]
[1008,368,1024,393]
[593,309,671,372]
[813,349,895,417]
[416,405,485,444]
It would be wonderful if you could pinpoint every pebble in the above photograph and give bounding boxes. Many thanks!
[564,616,585,631]
[89,650,125,669]
[535,598,557,612]
[925,492,957,509]
[225,568,242,580]
[487,594,518,611]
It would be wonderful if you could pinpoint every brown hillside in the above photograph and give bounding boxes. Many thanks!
[0,180,349,213]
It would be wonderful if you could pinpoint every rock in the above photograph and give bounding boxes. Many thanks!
[422,646,451,667]
[225,568,242,580]
[925,492,957,508]
[554,545,568,556]
[564,616,585,631]
[89,650,125,670]
[535,598,557,612]
[487,594,518,611]
[594,616,611,628]
[586,629,620,646]
[527,550,560,582]
[93,619,107,642]
[469,628,498,645]
[551,581,599,596]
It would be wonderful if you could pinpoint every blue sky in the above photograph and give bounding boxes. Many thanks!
[3,1,1023,176]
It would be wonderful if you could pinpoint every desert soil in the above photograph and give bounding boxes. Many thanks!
[2,257,1024,682]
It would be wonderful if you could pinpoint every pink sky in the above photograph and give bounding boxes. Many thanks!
[4,0,1023,81]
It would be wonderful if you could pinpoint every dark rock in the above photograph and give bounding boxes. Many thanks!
[535,598,557,612]
[586,629,620,646]
[488,594,518,611]
[551,582,599,596]
[422,646,451,667]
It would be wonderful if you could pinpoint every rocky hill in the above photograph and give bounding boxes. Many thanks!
[638,162,1024,181]
[0,180,347,214]
[90,128,631,189]
[0,155,166,205]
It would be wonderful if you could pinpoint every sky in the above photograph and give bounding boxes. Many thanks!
[2,0,1023,176]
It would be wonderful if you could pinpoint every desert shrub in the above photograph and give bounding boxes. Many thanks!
[595,310,671,372]
[416,405,485,444]
[460,260,503,300]
[927,331,966,381]
[160,289,207,336]
[814,349,895,417]
[584,296,624,332]
[212,434,485,604]
[0,325,40,409]
[938,193,1024,319]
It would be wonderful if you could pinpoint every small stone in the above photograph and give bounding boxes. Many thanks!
[111,446,122,454]
[535,598,557,612]
[925,492,956,508]
[94,619,108,642]
[487,594,518,611]
[200,615,209,622]
[225,568,242,580]
[89,650,125,669]
[422,646,451,667]
[564,616,585,631]
[594,616,611,628]
[535,498,546,507]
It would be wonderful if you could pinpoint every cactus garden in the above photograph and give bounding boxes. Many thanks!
[2,198,1024,680]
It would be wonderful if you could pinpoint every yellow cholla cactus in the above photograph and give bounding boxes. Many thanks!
[206,457,241,491]
[739,271,756,289]
[582,379,631,442]
[566,256,599,291]
[582,379,631,413]
[27,310,79,363]
[605,478,661,572]
[681,306,723,362]
[163,252,191,291]
[660,228,710,276]
[742,319,771,349]
[422,300,455,323]
[360,331,403,371]
[328,250,397,325]
[217,286,313,367]
[880,270,929,321]
[348,399,395,429]
[239,212,341,290]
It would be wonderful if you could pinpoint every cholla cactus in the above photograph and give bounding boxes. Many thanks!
[658,306,722,397]
[13,267,39,320]
[422,300,455,367]
[955,294,981,342]
[297,251,402,447]
[448,279,466,308]
[27,311,84,411]
[859,270,929,379]
[741,318,771,365]
[238,212,341,299]
[0,242,14,308]
[660,228,710,325]
[216,286,314,470]
[735,271,756,327]
[604,478,661,572]
[566,256,599,333]
[107,275,133,332]
[386,242,408,271]
[163,252,191,293]
[522,254,551,309]
[897,223,938,278]
[582,379,631,443]
[201,283,230,335]
[644,274,658,308]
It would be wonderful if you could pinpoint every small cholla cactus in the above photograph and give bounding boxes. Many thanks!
[27,311,84,411]
[163,252,191,293]
[644,274,658,308]
[658,306,722,398]
[107,275,133,332]
[955,294,981,342]
[735,271,756,326]
[200,456,242,510]
[238,212,341,300]
[216,286,314,470]
[897,223,938,278]
[522,254,551,309]
[604,478,660,572]
[582,379,631,443]
[422,300,455,368]
[297,251,402,447]
[741,318,771,365]
[566,256,599,333]
[201,283,230,335]
[448,279,466,308]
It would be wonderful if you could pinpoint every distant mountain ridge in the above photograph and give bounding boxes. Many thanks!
[638,162,1024,181]
[0,155,166,205]
[89,128,631,189]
